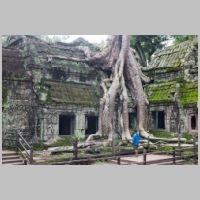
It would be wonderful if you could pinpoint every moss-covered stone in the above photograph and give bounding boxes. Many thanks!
[2,86,8,104]
[179,81,198,106]
[145,81,176,104]
[43,80,100,106]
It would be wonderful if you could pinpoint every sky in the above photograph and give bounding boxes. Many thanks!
[67,35,108,43]
[48,35,108,44]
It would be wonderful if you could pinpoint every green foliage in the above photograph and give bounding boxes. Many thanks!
[158,145,173,152]
[182,132,193,141]
[33,142,48,151]
[2,36,8,47]
[48,136,73,147]
[149,129,175,138]
[130,35,168,67]
[2,86,8,104]
[172,35,197,44]
[71,130,85,142]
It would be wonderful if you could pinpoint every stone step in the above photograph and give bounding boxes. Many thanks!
[2,150,25,165]
[3,161,24,165]
[2,152,18,157]
[2,158,24,164]
[2,155,21,161]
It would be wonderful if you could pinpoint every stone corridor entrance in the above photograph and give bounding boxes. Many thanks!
[158,111,165,129]
[151,111,165,129]
[59,115,75,135]
[85,116,98,135]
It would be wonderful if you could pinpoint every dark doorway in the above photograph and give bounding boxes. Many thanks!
[191,115,196,130]
[59,115,74,135]
[158,111,165,129]
[85,116,98,135]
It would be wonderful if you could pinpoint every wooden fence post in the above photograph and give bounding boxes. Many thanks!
[147,136,150,153]
[143,149,147,165]
[193,136,197,164]
[73,139,78,160]
[30,148,33,164]
[173,147,176,164]
[16,131,19,152]
[24,159,27,165]
[117,157,121,165]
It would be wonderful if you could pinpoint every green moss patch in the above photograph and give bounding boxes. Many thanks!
[2,86,8,104]
[145,81,176,104]
[179,81,198,106]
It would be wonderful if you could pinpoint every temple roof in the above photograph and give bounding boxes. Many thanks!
[148,39,198,68]
[42,81,99,107]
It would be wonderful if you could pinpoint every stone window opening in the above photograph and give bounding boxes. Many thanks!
[59,115,75,135]
[85,116,98,135]
[151,111,165,129]
[191,115,197,130]
[158,111,165,129]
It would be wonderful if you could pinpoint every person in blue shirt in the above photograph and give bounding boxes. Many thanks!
[132,129,140,157]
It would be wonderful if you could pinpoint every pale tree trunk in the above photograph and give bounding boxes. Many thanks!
[86,35,150,141]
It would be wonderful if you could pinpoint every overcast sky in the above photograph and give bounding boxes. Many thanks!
[47,35,108,43]
[48,35,174,46]
[67,35,108,43]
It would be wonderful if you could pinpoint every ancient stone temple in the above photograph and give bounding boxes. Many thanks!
[2,36,198,143]
[2,36,104,142]
[143,39,198,135]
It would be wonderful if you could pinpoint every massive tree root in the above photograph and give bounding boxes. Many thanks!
[84,35,151,142]
[52,35,184,143]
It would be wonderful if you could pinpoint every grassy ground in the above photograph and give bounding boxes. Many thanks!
[149,129,176,138]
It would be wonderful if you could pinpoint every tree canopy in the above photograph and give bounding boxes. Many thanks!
[130,35,168,67]
[172,35,197,44]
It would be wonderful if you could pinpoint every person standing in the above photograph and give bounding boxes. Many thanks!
[132,129,140,157]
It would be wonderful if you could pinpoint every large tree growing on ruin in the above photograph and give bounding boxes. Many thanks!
[89,35,150,141]
[53,35,151,141]
[76,35,150,140]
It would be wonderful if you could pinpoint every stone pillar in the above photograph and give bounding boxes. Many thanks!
[75,112,86,135]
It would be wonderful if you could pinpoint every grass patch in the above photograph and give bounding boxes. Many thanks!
[182,132,193,141]
[48,136,73,147]
[158,146,173,152]
[149,129,175,138]
[33,143,48,151]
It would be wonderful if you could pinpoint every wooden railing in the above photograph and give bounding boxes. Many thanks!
[140,146,198,165]
[49,140,198,165]
[16,131,33,164]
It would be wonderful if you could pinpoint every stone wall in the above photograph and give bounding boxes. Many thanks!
[2,36,105,141]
